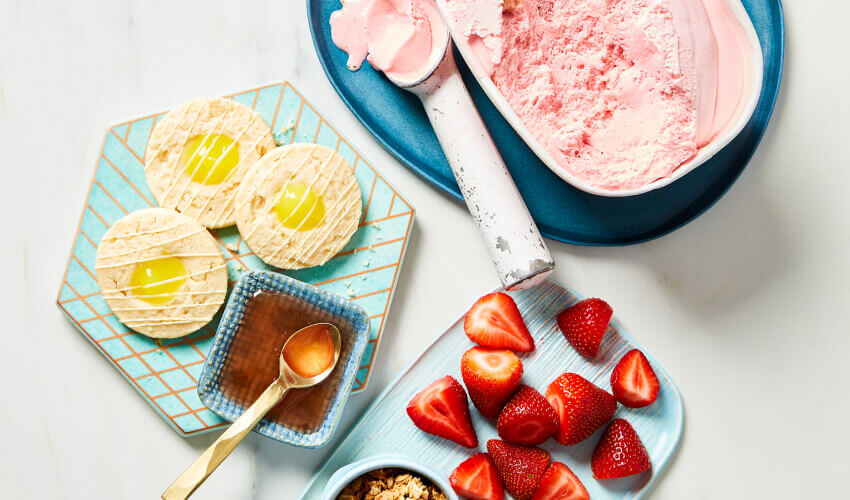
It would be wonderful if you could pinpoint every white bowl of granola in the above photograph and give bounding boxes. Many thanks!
[321,453,456,500]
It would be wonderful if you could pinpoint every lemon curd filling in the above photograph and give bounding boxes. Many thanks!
[273,183,326,231]
[130,256,187,305]
[181,133,240,185]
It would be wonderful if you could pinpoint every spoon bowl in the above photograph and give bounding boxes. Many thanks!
[278,322,342,388]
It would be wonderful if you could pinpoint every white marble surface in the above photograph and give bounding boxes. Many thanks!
[1,1,848,498]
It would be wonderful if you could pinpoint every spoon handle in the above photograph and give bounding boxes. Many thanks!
[162,380,288,500]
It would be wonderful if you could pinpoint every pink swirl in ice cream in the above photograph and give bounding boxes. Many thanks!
[330,0,447,83]
[701,0,754,145]
[443,0,754,191]
[668,0,719,147]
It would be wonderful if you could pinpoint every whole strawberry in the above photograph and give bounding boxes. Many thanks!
[592,419,652,480]
[545,373,616,445]
[461,347,523,418]
[497,385,559,446]
[556,298,613,358]
[487,439,550,500]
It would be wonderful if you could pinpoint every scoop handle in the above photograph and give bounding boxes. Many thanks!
[410,49,554,290]
[161,380,288,500]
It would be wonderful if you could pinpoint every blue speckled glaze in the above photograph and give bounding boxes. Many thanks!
[198,270,371,448]
[307,0,784,245]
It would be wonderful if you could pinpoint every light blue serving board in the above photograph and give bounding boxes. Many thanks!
[56,82,415,436]
[300,280,683,499]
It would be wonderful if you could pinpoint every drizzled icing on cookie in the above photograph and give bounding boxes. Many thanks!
[95,208,228,338]
[236,144,361,269]
[145,98,274,228]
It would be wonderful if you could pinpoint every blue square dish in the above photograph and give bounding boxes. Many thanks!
[198,270,371,448]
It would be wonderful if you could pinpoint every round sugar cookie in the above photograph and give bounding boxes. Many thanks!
[145,97,276,228]
[235,143,362,269]
[95,207,228,338]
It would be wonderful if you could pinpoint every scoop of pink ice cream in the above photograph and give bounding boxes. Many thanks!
[330,0,446,83]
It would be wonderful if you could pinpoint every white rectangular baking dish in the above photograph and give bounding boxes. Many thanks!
[437,0,764,197]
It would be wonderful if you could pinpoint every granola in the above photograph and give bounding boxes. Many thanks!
[337,468,448,500]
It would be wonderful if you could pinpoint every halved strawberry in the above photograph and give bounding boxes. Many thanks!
[556,298,613,358]
[497,385,559,446]
[450,453,505,500]
[531,462,589,500]
[461,347,523,418]
[406,376,478,448]
[465,293,535,352]
[592,419,652,480]
[545,373,617,445]
[611,349,660,408]
[487,440,550,500]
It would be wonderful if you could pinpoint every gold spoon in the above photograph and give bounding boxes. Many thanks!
[162,323,342,500]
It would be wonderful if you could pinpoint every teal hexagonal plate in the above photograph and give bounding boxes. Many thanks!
[57,82,414,436]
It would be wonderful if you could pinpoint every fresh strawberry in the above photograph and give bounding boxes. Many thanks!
[591,419,652,480]
[556,298,613,358]
[487,440,550,500]
[461,347,523,418]
[406,376,478,448]
[531,462,589,500]
[497,385,559,446]
[611,349,660,408]
[465,292,535,352]
[450,453,505,500]
[545,373,617,445]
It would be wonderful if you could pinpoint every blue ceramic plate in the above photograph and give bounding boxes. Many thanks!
[307,0,784,245]
[300,280,684,499]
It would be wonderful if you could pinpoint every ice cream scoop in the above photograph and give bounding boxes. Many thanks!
[162,323,342,499]
[331,0,554,290]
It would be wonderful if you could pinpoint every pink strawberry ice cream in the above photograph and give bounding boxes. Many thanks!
[330,0,446,83]
[443,0,753,191]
